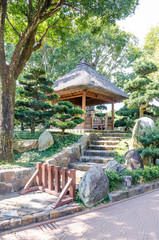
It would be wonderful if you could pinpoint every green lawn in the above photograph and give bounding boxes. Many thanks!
[0,131,83,169]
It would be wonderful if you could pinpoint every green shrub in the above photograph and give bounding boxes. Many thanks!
[137,121,159,165]
[105,165,159,192]
[51,101,85,134]
[105,171,122,191]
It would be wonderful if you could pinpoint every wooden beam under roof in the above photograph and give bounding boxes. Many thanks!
[86,90,113,102]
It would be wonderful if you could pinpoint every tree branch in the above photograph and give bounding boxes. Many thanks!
[33,18,60,51]
[17,3,28,18]
[40,0,63,21]
[63,3,83,13]
[27,0,34,23]
[14,29,37,79]
[6,14,21,38]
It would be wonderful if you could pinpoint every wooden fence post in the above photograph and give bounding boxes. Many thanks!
[69,169,76,200]
[55,166,61,193]
[62,167,68,190]
[42,163,48,189]
[36,162,42,186]
[48,164,54,191]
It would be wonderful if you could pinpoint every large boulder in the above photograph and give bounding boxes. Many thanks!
[105,160,126,174]
[131,117,154,149]
[13,139,38,153]
[125,149,143,170]
[79,165,109,208]
[38,131,54,151]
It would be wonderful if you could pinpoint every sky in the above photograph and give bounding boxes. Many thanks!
[118,0,159,46]
[112,0,159,111]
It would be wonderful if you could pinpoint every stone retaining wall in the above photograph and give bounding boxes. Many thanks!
[0,134,90,194]
[0,167,35,194]
[46,133,90,166]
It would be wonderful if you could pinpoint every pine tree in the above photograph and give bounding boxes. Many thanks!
[51,101,85,134]
[124,58,158,117]
[114,104,139,131]
[15,68,59,133]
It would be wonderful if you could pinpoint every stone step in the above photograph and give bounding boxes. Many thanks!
[84,150,115,157]
[69,162,106,172]
[89,145,117,151]
[91,140,120,145]
[100,133,126,137]
[99,136,122,141]
[79,156,114,164]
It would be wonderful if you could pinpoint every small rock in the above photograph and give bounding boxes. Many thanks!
[105,160,126,174]
[13,139,38,153]
[79,165,109,208]
[125,149,144,170]
[38,131,54,151]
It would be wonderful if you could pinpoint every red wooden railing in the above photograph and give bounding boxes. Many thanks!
[20,162,76,209]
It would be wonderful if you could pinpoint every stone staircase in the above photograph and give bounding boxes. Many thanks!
[69,131,126,182]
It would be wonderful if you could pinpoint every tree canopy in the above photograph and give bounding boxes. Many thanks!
[0,0,139,162]
[124,58,158,117]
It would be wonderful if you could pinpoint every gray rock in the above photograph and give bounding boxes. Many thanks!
[125,149,143,170]
[131,117,154,149]
[105,160,126,174]
[79,165,109,208]
[13,139,38,153]
[38,131,54,151]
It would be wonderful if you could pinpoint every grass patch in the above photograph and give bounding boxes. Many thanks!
[114,133,132,164]
[0,131,83,169]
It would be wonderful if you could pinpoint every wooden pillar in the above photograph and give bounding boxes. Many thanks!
[81,91,86,128]
[105,113,108,130]
[112,100,114,130]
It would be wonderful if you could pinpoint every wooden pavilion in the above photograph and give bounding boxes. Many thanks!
[53,59,128,130]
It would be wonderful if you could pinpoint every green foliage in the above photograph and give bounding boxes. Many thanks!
[105,165,159,192]
[137,122,159,164]
[106,171,122,191]
[124,58,158,117]
[12,132,83,168]
[26,23,141,85]
[51,101,85,134]
[95,113,105,118]
[15,67,59,133]
[115,105,139,131]
[114,134,131,164]
[96,105,107,111]
[133,58,158,76]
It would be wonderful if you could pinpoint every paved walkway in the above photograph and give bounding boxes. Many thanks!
[1,190,159,240]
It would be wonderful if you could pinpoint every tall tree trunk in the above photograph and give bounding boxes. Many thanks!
[0,0,15,162]
[0,71,16,162]
[30,119,35,134]
[140,102,149,118]
[21,122,24,131]
[139,107,144,118]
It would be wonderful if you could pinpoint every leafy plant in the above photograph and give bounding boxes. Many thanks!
[105,171,122,191]
[137,121,159,165]
[115,104,139,131]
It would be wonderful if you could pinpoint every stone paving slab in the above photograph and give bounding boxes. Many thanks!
[0,191,82,232]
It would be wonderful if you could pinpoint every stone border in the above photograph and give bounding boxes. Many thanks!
[0,134,90,194]
[0,203,82,232]
[1,181,159,233]
[108,181,159,202]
